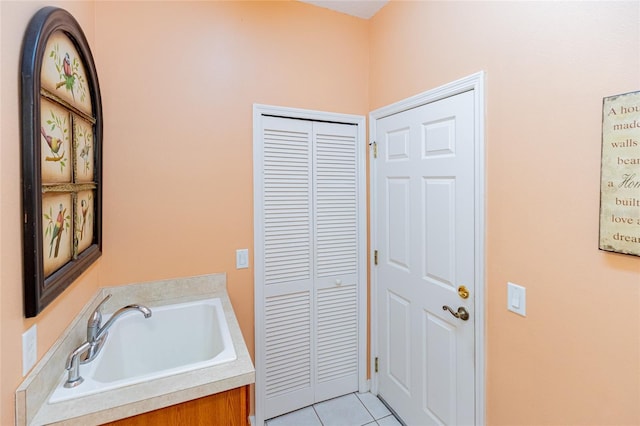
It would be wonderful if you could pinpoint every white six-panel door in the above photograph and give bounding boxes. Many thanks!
[254,110,365,424]
[374,90,477,425]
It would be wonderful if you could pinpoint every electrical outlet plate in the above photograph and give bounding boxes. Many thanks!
[22,324,37,376]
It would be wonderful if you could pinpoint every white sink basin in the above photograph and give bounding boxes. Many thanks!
[49,298,236,403]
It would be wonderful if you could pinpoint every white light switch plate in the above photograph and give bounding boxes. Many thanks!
[236,249,249,269]
[507,282,526,317]
[22,324,37,376]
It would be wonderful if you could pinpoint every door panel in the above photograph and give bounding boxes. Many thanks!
[423,178,455,287]
[423,118,456,157]
[423,311,456,425]
[387,177,411,270]
[387,128,411,160]
[387,290,411,395]
[375,90,475,425]
[264,291,313,417]
[315,283,358,401]
[312,121,359,402]
[261,117,315,419]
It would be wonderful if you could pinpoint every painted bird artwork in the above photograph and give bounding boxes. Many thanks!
[63,52,73,79]
[56,52,76,100]
[79,199,89,240]
[49,43,87,103]
[49,204,67,258]
[41,126,65,161]
[79,140,91,175]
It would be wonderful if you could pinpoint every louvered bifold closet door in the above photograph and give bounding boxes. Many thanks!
[313,122,359,402]
[259,116,315,419]
[257,116,360,421]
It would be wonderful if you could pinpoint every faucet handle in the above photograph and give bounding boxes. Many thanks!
[87,294,112,341]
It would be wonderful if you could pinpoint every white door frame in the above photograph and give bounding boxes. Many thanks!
[253,104,368,426]
[368,72,486,424]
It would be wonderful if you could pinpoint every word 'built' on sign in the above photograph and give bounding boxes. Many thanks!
[599,91,640,257]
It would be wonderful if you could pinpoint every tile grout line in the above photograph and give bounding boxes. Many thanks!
[268,392,397,426]
[311,400,324,426]
[356,392,402,425]
[314,392,375,426]
[354,392,378,424]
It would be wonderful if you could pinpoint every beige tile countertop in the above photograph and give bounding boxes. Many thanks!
[16,273,255,425]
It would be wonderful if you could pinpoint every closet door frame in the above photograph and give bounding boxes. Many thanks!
[253,104,367,425]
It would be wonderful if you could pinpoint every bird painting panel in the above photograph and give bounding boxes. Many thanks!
[40,97,72,183]
[42,192,73,276]
[73,116,94,183]
[75,190,94,254]
[40,30,92,115]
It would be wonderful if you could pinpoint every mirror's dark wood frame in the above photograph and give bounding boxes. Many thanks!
[21,7,102,317]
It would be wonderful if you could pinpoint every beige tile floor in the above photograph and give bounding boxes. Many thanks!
[266,392,403,426]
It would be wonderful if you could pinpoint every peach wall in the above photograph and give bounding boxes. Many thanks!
[93,0,368,368]
[0,2,101,425]
[3,1,639,425]
[1,1,368,423]
[92,1,367,417]
[370,1,640,424]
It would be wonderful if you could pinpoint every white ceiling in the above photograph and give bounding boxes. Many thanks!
[298,0,389,19]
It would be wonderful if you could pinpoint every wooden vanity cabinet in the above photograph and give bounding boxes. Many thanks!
[103,385,250,426]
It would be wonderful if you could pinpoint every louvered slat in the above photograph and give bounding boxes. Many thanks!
[316,285,358,383]
[265,291,312,398]
[315,132,357,277]
[263,126,312,285]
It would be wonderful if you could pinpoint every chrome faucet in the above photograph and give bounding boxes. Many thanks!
[64,294,152,388]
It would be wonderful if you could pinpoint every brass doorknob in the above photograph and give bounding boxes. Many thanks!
[442,305,470,321]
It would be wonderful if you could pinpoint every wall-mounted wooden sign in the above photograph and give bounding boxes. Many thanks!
[599,91,640,257]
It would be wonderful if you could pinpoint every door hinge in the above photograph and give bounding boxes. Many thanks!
[374,250,378,265]
[375,357,379,373]
[371,141,377,159]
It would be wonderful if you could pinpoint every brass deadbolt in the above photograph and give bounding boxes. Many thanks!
[458,285,470,299]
